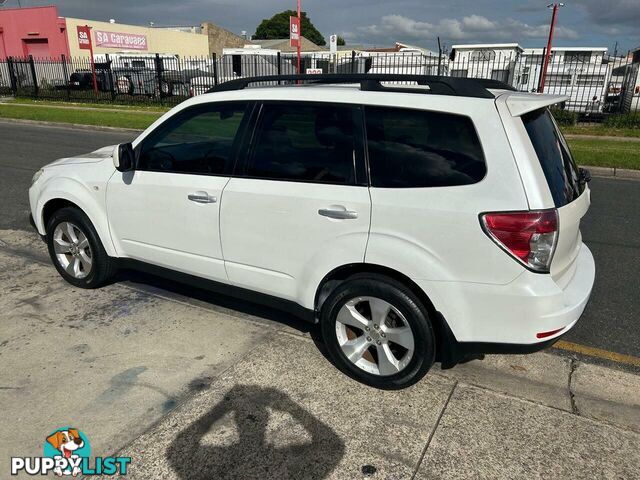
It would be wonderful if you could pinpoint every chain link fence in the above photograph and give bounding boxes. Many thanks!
[1,50,638,122]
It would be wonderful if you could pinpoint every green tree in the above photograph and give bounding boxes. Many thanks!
[337,35,346,46]
[254,10,326,46]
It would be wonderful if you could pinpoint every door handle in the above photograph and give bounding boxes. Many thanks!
[318,205,358,220]
[188,191,217,204]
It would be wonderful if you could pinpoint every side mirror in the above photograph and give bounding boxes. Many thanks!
[113,143,135,172]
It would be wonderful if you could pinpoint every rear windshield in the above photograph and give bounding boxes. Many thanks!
[522,108,583,207]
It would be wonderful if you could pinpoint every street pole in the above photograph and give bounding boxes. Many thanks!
[538,3,563,93]
[87,25,98,95]
[297,0,301,75]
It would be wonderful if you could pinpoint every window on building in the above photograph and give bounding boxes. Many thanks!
[564,52,591,64]
[577,74,605,87]
[245,103,360,185]
[491,69,510,83]
[450,69,468,78]
[232,55,242,76]
[365,106,486,188]
[546,74,572,86]
[138,102,248,175]
[469,50,497,61]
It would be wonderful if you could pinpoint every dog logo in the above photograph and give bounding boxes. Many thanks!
[11,427,130,476]
[44,427,91,477]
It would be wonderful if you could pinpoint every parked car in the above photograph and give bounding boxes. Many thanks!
[68,63,114,92]
[68,63,157,96]
[28,74,595,389]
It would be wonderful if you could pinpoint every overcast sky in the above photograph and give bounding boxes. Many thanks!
[11,0,640,53]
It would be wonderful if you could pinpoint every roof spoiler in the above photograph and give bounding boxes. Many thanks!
[505,93,570,117]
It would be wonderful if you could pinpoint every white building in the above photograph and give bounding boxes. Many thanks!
[449,44,523,83]
[520,47,610,111]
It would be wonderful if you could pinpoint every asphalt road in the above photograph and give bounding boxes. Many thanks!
[1,120,638,358]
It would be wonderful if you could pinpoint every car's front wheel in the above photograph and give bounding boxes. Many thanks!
[46,207,117,288]
[320,275,435,389]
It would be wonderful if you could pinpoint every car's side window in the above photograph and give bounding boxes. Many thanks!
[365,106,486,188]
[244,102,362,185]
[137,102,248,175]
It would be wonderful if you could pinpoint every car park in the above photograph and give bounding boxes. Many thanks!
[28,73,595,389]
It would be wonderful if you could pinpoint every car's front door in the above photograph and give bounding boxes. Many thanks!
[107,101,251,282]
[220,101,371,306]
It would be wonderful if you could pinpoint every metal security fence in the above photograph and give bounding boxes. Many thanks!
[1,50,638,121]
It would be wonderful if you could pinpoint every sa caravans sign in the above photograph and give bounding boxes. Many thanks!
[95,30,148,50]
[289,16,300,48]
[76,26,92,50]
[76,26,148,51]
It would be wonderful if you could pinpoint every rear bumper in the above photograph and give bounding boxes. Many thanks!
[417,243,595,349]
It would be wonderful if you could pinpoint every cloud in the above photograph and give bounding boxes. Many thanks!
[578,0,640,27]
[358,14,579,44]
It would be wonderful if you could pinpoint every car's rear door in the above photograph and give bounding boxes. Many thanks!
[107,101,251,282]
[219,101,371,306]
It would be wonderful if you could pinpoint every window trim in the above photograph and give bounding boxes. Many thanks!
[362,104,487,189]
[134,100,254,177]
[236,100,368,187]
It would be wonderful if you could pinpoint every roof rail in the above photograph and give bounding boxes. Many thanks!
[206,74,514,99]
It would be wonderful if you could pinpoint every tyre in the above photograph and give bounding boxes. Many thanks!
[160,81,173,96]
[45,207,117,288]
[116,76,134,95]
[320,275,435,389]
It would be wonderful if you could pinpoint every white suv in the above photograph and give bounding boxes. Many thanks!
[29,74,595,389]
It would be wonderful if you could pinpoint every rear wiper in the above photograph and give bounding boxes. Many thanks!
[578,167,592,184]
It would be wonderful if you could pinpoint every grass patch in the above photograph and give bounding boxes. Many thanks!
[568,138,640,170]
[562,125,640,138]
[8,97,171,113]
[0,104,160,130]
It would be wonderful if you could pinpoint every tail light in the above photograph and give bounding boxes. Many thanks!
[480,209,558,273]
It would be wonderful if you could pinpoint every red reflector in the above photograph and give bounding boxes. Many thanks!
[536,327,564,339]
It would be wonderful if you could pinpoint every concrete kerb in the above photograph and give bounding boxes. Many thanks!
[582,164,640,180]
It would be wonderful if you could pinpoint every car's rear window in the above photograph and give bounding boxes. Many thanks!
[522,108,583,207]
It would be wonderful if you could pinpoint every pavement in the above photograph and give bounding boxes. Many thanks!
[1,230,639,479]
[1,119,640,479]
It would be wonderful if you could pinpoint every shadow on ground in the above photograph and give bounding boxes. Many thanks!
[118,268,314,334]
[165,384,345,480]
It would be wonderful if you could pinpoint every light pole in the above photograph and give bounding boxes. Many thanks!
[296,0,301,75]
[538,2,564,93]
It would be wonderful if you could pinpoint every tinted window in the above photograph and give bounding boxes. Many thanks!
[523,108,583,207]
[138,102,247,175]
[365,106,486,188]
[245,103,359,185]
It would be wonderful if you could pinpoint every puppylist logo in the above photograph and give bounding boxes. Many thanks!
[11,427,131,476]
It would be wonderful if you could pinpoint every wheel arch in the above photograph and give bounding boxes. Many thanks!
[42,198,78,230]
[314,263,451,360]
[38,186,117,257]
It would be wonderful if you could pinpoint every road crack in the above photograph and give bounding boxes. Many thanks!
[568,358,579,415]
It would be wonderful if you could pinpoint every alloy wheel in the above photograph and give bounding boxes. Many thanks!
[335,296,415,376]
[52,222,93,279]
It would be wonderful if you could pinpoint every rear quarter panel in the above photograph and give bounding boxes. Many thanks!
[365,97,529,285]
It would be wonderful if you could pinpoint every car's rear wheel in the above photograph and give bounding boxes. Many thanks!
[320,275,435,389]
[46,207,117,288]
